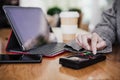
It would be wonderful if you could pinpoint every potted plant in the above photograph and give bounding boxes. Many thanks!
[47,7,62,27]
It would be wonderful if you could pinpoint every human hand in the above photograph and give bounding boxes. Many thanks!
[76,33,107,55]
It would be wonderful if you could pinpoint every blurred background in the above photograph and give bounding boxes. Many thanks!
[0,0,114,31]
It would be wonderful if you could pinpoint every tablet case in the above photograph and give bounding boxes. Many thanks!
[4,6,65,57]
[6,31,65,57]
[6,31,29,54]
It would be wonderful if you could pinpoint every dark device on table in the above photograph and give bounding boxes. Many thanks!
[3,6,65,57]
[59,51,106,69]
[0,54,42,63]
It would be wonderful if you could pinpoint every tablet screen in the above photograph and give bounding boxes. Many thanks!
[3,6,50,50]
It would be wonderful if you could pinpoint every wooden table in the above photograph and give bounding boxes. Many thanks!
[0,28,120,80]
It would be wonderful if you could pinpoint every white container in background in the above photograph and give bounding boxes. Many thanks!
[60,11,79,43]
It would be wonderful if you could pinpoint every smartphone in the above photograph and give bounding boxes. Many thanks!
[0,54,42,63]
[59,53,106,69]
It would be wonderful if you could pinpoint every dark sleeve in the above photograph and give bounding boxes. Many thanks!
[93,1,117,53]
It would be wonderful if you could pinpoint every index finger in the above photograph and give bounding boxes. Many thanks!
[91,33,98,55]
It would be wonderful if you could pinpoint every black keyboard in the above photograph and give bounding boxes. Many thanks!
[29,43,65,57]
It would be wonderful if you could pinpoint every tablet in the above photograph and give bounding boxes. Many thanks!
[3,6,50,51]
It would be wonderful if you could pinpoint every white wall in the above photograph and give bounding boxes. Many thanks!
[19,0,114,30]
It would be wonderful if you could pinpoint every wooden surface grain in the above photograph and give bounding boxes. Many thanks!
[0,28,120,80]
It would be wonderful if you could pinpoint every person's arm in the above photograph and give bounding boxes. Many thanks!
[93,1,117,53]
